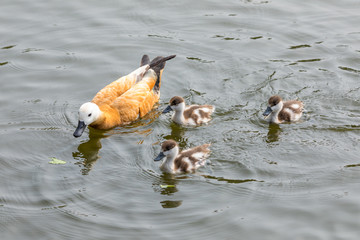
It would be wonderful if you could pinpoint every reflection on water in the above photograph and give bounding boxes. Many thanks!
[152,171,262,209]
[160,200,183,208]
[344,163,360,168]
[202,175,261,184]
[72,109,161,175]
[72,129,105,175]
[266,123,282,143]
[155,173,180,196]
[163,122,188,148]
[152,173,182,209]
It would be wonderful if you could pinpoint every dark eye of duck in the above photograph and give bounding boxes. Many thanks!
[88,113,92,117]
[271,100,278,106]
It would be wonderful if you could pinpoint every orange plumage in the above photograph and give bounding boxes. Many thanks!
[73,55,175,137]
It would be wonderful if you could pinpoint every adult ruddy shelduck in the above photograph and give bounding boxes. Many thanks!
[73,54,176,137]
[162,96,215,125]
[154,139,211,174]
[263,95,304,124]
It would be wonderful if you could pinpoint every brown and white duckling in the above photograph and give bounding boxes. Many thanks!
[162,96,215,125]
[154,139,211,174]
[263,95,304,124]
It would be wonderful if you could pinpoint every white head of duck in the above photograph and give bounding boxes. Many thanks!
[154,139,211,174]
[263,95,304,124]
[74,102,102,136]
[162,96,215,125]
[73,54,176,137]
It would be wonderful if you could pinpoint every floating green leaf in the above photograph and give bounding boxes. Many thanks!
[49,157,66,165]
[160,185,175,188]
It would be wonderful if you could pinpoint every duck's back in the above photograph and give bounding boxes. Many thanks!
[91,66,147,107]
[279,100,303,122]
[174,144,211,172]
[87,55,174,128]
[184,105,214,125]
[112,69,159,123]
[283,100,303,111]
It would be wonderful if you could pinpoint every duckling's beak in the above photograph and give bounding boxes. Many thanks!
[154,152,165,161]
[73,121,86,138]
[263,106,273,119]
[162,105,173,114]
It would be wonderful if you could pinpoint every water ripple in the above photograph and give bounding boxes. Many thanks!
[2,46,79,72]
[2,0,360,239]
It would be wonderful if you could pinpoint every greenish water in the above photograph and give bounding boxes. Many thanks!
[1,0,360,239]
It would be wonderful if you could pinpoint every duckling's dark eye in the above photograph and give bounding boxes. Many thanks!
[88,113,92,117]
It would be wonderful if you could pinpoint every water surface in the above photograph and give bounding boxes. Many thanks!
[1,0,360,239]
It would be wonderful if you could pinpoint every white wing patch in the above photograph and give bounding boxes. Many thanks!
[185,117,196,125]
[291,103,300,109]
[284,107,303,121]
[182,105,214,125]
[192,152,208,168]
[192,152,206,159]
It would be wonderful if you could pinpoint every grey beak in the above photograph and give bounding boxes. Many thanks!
[263,106,273,117]
[154,152,165,161]
[73,121,86,138]
[162,105,173,114]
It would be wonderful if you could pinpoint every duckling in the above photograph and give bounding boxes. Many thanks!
[73,54,176,137]
[162,96,215,125]
[154,139,211,174]
[263,95,304,123]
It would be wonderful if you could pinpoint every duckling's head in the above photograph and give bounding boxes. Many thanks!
[162,96,185,114]
[154,139,178,161]
[73,102,101,137]
[263,95,283,118]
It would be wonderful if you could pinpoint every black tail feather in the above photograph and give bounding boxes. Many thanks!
[149,55,176,69]
[140,55,150,67]
[149,55,176,93]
